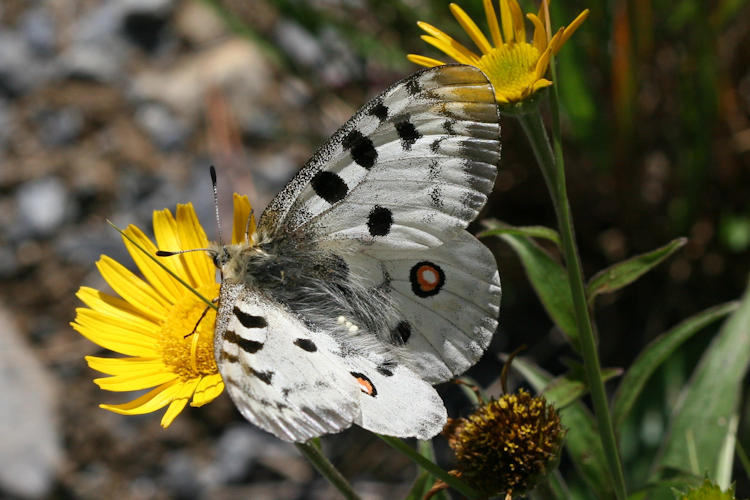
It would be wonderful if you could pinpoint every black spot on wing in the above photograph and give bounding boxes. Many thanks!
[392,320,412,344]
[252,368,274,385]
[429,185,443,208]
[294,338,317,352]
[367,205,393,236]
[219,349,239,363]
[377,361,396,377]
[342,129,377,169]
[405,77,421,96]
[427,159,440,181]
[395,118,421,150]
[311,171,348,204]
[368,100,389,121]
[224,329,264,354]
[233,306,267,329]
[443,119,456,135]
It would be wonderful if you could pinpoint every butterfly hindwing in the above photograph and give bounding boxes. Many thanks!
[215,281,360,442]
[214,282,447,442]
[339,229,500,383]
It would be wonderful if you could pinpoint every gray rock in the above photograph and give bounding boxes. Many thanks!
[0,99,13,148]
[0,32,58,97]
[16,177,70,238]
[0,304,62,498]
[134,103,188,150]
[37,107,84,148]
[20,7,57,57]
[61,3,128,82]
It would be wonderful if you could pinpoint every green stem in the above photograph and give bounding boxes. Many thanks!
[377,435,481,498]
[295,442,361,500]
[515,109,628,498]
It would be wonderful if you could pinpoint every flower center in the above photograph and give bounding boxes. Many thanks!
[477,42,541,100]
[158,283,221,380]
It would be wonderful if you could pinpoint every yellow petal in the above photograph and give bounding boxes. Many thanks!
[407,54,446,67]
[527,13,547,52]
[537,0,550,42]
[499,0,514,43]
[175,203,214,288]
[191,374,224,407]
[161,377,201,427]
[417,21,454,43]
[556,9,589,51]
[96,255,169,321]
[449,3,493,54]
[76,287,160,331]
[85,355,165,376]
[94,371,178,392]
[100,379,182,414]
[232,193,255,245]
[153,208,191,280]
[509,0,525,42]
[483,0,503,46]
[531,78,554,92]
[535,28,563,79]
[420,35,480,65]
[72,312,160,357]
[122,225,182,303]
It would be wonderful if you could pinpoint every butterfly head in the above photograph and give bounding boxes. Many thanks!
[209,241,271,284]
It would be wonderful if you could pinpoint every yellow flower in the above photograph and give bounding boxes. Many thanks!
[71,194,255,428]
[408,1,589,104]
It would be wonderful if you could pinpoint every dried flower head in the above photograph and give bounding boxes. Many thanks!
[445,389,564,496]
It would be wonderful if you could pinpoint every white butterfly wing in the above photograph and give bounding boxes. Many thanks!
[257,64,501,383]
[260,64,500,242]
[214,282,446,442]
[215,281,359,442]
[341,230,500,383]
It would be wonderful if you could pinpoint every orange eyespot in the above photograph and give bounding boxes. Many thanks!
[410,261,445,297]
[350,371,377,397]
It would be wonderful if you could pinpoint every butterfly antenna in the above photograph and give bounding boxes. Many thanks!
[210,165,223,247]
[156,248,213,257]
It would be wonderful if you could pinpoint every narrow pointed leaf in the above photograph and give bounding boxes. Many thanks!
[480,219,561,247]
[586,238,687,304]
[496,233,579,347]
[611,301,738,432]
[509,357,613,499]
[652,280,750,479]
[543,367,621,409]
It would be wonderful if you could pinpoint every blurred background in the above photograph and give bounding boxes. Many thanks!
[0,0,748,498]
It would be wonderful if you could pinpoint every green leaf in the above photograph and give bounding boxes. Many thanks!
[404,440,449,500]
[543,367,622,410]
[510,357,614,499]
[495,233,580,347]
[611,301,738,432]
[586,238,687,304]
[652,280,750,479]
[479,219,562,247]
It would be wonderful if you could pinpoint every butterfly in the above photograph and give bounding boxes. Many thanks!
[211,64,501,443]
